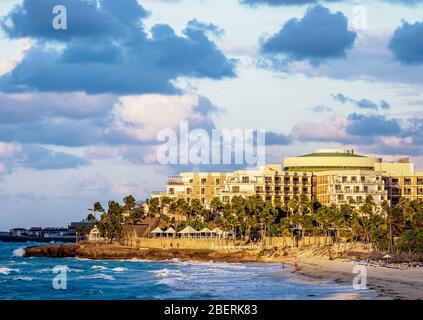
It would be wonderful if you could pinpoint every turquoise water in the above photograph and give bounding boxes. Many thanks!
[0,242,360,300]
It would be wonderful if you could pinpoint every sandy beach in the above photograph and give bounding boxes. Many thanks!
[294,257,423,300]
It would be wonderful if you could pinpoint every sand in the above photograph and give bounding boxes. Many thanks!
[294,257,423,300]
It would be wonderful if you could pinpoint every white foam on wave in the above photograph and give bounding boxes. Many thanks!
[36,266,84,273]
[151,268,184,278]
[13,248,26,257]
[112,267,128,272]
[0,267,19,275]
[91,265,108,270]
[78,273,115,281]
[13,276,33,281]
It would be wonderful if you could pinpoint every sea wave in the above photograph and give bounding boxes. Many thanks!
[0,267,19,275]
[111,267,128,272]
[78,273,115,281]
[12,248,26,257]
[36,266,84,273]
[13,276,33,281]
[91,265,108,270]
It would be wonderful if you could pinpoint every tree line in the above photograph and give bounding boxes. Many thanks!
[86,193,423,253]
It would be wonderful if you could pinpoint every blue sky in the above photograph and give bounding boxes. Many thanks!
[0,0,422,229]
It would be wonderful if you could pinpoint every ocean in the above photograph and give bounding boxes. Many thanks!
[0,242,363,300]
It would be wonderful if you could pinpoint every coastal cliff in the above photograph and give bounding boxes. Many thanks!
[23,244,263,263]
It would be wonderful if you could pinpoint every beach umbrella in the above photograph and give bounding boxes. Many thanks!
[151,227,163,234]
[178,226,198,238]
[164,227,176,238]
[151,227,163,238]
[199,227,212,239]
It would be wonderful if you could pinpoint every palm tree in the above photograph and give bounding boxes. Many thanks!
[288,196,299,218]
[87,201,104,221]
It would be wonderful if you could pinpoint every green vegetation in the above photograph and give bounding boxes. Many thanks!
[88,194,423,253]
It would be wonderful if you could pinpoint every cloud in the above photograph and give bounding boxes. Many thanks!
[291,114,355,144]
[0,142,87,173]
[0,0,237,94]
[310,104,332,113]
[332,93,391,110]
[265,131,291,145]
[240,0,423,6]
[0,92,220,148]
[259,5,356,66]
[346,113,402,136]
[112,94,219,142]
[291,112,423,156]
[274,31,423,84]
[0,92,117,123]
[389,20,423,65]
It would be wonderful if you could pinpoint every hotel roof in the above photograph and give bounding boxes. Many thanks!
[299,152,365,158]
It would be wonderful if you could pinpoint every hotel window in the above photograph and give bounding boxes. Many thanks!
[293,187,299,194]
[284,187,290,193]
[201,188,205,195]
[186,188,192,195]
[242,176,249,183]
[215,178,220,185]
[201,178,207,185]
[303,187,308,193]
[351,176,357,183]
[405,178,412,185]
[284,178,290,184]
[293,178,299,185]
[201,198,205,204]
[265,177,272,183]
[275,177,281,183]
[169,188,175,194]
[361,176,366,183]
[342,176,348,183]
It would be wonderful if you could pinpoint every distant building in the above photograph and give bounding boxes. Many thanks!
[152,149,423,213]
[88,225,103,242]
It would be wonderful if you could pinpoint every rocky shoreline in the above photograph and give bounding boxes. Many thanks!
[23,243,263,263]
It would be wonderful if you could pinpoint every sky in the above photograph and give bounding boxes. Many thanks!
[0,0,422,229]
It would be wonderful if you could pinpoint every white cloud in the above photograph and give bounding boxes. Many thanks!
[0,38,32,76]
[112,94,215,141]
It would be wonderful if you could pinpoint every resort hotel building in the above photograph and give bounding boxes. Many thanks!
[152,149,423,211]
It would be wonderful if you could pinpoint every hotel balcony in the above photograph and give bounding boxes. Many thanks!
[167,176,185,185]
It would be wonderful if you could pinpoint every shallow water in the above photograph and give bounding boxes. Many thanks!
[0,242,363,300]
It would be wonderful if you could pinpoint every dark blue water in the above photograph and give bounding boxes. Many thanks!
[0,242,361,300]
